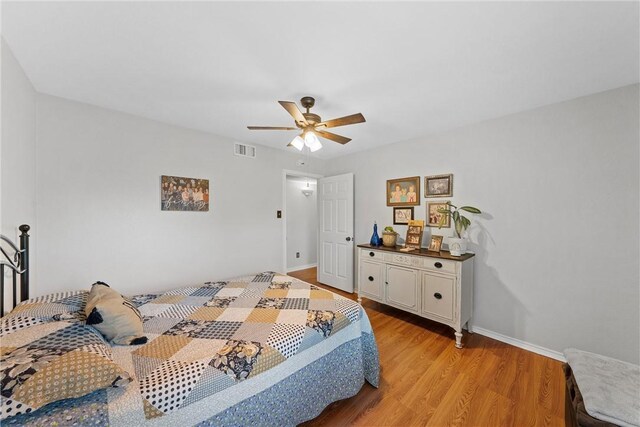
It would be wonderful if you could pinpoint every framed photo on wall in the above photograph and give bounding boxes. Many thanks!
[427,201,450,227]
[386,176,420,206]
[428,235,444,252]
[425,174,453,198]
[393,207,414,225]
[161,175,210,212]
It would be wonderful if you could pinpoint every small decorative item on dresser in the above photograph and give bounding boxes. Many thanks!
[405,219,424,249]
[382,226,398,247]
[427,202,451,227]
[393,207,413,225]
[437,202,482,256]
[428,235,443,252]
[370,221,381,246]
[386,176,420,206]
[425,174,453,198]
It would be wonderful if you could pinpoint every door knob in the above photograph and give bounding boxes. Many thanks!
[434,293,442,300]
[346,237,352,241]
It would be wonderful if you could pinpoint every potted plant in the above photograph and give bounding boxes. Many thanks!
[382,226,398,247]
[438,202,481,256]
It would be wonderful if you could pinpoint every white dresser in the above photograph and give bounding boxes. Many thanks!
[357,244,474,348]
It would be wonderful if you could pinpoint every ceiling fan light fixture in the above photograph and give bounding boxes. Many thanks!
[304,131,322,152]
[248,97,365,150]
[304,131,319,147]
[308,139,322,152]
[290,135,304,151]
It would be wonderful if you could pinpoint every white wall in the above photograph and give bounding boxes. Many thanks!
[1,38,37,311]
[285,177,317,271]
[325,85,640,363]
[34,94,325,297]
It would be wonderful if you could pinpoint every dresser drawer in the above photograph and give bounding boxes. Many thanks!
[422,258,457,274]
[360,249,383,261]
[384,253,415,267]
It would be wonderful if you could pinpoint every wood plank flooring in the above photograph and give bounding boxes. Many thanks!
[289,267,566,427]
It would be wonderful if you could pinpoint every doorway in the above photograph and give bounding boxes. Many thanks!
[282,170,322,273]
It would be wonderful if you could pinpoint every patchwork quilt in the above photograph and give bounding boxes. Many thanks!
[1,272,379,426]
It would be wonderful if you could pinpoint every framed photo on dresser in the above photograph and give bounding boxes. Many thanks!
[428,235,444,252]
[405,219,424,249]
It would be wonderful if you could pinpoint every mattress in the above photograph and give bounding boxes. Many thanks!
[1,272,379,426]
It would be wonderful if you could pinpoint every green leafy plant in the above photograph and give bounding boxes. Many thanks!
[384,226,396,233]
[438,203,481,238]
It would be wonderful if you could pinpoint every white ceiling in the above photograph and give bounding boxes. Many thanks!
[2,2,638,159]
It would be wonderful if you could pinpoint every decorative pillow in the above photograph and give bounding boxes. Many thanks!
[2,291,88,331]
[85,282,147,346]
[0,321,131,420]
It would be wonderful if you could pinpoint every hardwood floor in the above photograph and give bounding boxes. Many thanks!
[288,267,566,427]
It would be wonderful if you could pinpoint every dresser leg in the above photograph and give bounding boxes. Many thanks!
[357,295,362,304]
[466,320,474,334]
[455,329,463,349]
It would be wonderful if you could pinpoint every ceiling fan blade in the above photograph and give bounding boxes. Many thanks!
[247,126,298,130]
[318,113,365,129]
[315,130,351,145]
[278,101,308,125]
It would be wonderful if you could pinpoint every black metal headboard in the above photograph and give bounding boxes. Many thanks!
[1,224,30,314]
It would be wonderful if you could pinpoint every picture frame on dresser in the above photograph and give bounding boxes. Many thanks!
[428,235,443,252]
[405,219,424,249]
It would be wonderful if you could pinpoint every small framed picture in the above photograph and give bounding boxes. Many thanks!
[393,207,414,225]
[387,176,420,206]
[425,174,453,198]
[427,201,451,227]
[405,219,424,249]
[428,235,444,252]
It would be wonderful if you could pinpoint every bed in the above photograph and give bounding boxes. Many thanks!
[0,225,379,426]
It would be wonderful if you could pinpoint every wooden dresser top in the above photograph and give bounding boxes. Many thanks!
[357,244,475,261]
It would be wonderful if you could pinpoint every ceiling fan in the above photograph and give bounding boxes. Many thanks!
[247,96,365,152]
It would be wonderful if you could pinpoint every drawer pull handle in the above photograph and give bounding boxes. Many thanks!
[434,262,443,268]
[369,252,375,257]
[434,293,442,300]
[368,276,374,282]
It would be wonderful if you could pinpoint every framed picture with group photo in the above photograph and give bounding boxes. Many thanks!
[386,176,420,206]
[427,201,451,227]
[425,174,453,198]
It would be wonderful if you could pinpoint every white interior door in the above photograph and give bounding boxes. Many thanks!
[317,173,354,292]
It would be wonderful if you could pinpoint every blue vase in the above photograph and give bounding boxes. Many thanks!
[370,222,381,246]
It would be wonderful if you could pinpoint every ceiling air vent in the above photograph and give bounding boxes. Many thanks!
[234,143,256,158]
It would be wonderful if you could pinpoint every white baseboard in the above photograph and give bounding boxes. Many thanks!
[471,326,566,362]
[286,263,317,273]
